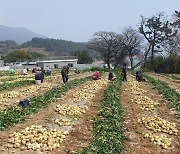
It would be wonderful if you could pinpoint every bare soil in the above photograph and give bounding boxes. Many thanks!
[121,75,180,154]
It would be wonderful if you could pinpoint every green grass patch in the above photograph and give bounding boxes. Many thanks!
[0,80,34,92]
[79,70,126,154]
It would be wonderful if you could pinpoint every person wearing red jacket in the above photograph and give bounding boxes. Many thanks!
[93,71,100,80]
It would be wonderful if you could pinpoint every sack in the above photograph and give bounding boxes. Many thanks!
[19,99,30,107]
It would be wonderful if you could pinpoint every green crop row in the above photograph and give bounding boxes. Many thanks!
[144,74,180,114]
[0,80,34,92]
[162,74,180,81]
[79,70,126,154]
[0,75,92,130]
[169,75,180,80]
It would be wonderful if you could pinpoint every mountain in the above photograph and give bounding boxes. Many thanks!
[0,25,47,44]
[21,38,100,59]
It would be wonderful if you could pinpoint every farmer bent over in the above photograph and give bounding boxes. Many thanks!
[136,71,146,82]
[93,71,101,80]
[35,70,45,83]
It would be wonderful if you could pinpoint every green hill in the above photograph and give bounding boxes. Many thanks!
[21,38,100,59]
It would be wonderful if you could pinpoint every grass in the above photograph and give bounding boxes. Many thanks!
[77,70,126,154]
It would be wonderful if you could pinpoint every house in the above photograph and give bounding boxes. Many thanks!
[36,57,78,69]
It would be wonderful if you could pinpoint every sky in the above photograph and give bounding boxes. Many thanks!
[0,0,179,42]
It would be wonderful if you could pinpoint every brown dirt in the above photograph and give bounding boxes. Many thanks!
[121,75,180,154]
[0,73,109,154]
[145,72,180,93]
[173,74,180,78]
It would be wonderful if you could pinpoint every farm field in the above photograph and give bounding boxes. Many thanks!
[122,74,179,154]
[0,71,92,110]
[0,71,110,153]
[145,72,180,93]
[0,70,179,154]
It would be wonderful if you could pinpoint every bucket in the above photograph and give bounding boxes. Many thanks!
[35,80,41,85]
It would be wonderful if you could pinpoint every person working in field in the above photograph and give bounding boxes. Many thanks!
[75,68,80,74]
[35,70,45,83]
[108,72,116,81]
[21,68,28,75]
[93,71,101,80]
[9,69,16,75]
[136,70,146,82]
[46,68,52,75]
[122,63,127,81]
[61,65,69,83]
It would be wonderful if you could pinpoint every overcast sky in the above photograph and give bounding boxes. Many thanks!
[0,0,179,42]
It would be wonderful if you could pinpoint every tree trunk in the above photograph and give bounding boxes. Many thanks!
[143,44,151,67]
[151,45,155,61]
[107,63,111,69]
[129,56,134,69]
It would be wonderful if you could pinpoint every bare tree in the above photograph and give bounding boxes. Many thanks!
[112,37,128,69]
[88,31,122,69]
[121,27,143,69]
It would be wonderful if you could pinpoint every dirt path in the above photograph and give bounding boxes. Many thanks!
[145,72,180,93]
[0,72,92,110]
[173,74,180,78]
[0,73,109,154]
[121,75,180,154]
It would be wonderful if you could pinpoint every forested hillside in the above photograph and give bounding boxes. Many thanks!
[21,38,85,55]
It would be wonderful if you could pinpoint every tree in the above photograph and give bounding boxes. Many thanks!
[88,31,122,69]
[172,11,180,28]
[121,27,143,69]
[167,11,180,55]
[3,50,45,63]
[72,50,93,64]
[139,13,176,61]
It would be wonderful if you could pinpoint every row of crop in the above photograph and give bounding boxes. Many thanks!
[0,71,18,76]
[161,74,180,81]
[0,76,92,130]
[79,71,126,154]
[0,80,34,92]
[0,72,62,93]
[144,74,180,113]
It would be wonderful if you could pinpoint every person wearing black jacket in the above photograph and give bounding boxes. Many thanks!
[35,71,45,83]
[122,63,127,81]
[61,65,69,83]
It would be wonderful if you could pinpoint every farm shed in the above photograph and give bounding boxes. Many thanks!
[36,58,78,69]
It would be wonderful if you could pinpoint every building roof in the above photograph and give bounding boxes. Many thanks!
[36,59,78,63]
